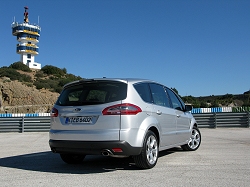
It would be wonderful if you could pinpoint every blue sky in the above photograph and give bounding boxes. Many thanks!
[1,0,250,97]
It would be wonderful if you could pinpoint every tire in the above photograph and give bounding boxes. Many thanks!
[60,154,86,164]
[133,130,159,169]
[181,126,201,151]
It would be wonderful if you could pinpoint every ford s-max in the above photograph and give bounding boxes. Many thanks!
[49,78,201,169]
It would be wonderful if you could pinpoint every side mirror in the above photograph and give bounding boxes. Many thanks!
[185,104,193,112]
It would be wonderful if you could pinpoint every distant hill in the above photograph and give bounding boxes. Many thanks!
[0,62,249,113]
[181,93,250,108]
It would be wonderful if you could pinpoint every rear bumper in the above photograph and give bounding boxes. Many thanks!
[49,139,142,156]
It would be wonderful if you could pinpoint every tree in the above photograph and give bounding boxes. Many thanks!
[192,100,201,108]
[171,88,178,95]
[200,101,208,108]
[210,100,219,107]
[62,68,67,74]
[244,90,250,95]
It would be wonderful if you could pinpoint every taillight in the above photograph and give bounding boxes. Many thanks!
[102,103,142,115]
[51,107,58,117]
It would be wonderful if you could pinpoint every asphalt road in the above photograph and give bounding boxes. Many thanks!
[0,128,249,187]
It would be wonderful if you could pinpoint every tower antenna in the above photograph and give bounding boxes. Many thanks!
[24,6,29,23]
[11,6,41,70]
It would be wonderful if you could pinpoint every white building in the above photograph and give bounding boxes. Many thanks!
[11,7,41,69]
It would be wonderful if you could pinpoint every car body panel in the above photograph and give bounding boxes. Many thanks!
[49,78,198,157]
[50,102,122,141]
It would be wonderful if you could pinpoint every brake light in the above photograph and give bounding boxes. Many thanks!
[102,103,142,115]
[112,148,123,153]
[51,107,58,117]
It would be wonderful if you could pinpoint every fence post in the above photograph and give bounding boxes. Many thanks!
[22,116,24,133]
[214,113,217,128]
[247,112,250,128]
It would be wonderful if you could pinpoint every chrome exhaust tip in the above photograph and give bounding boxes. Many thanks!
[101,149,113,156]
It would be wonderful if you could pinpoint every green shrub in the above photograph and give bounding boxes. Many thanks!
[41,65,66,77]
[35,70,45,78]
[19,74,32,82]
[0,66,32,82]
[55,86,63,93]
[9,62,32,72]
[0,67,21,80]
[24,83,33,87]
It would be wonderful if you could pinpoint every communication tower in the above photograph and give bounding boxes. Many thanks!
[11,6,41,69]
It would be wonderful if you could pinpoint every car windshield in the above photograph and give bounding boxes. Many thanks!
[56,81,127,106]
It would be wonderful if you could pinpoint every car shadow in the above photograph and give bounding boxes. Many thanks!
[159,147,183,157]
[0,148,181,174]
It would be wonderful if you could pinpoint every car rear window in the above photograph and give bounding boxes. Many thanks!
[56,81,127,106]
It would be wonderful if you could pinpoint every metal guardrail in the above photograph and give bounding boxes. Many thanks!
[193,112,250,128]
[0,112,249,133]
[0,116,50,133]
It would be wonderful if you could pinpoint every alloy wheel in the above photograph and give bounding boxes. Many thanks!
[146,135,158,165]
[188,128,201,150]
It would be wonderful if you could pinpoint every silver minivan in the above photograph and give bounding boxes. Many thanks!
[49,78,201,169]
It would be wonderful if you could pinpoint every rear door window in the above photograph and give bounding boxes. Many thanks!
[56,81,127,106]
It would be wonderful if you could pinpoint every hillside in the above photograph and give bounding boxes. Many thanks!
[0,77,59,113]
[0,62,249,113]
[0,62,82,113]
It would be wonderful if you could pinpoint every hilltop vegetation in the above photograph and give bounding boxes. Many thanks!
[173,89,250,108]
[0,62,83,93]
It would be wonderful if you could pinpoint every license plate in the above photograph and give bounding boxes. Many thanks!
[65,116,92,124]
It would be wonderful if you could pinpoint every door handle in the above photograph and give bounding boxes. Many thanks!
[176,114,180,118]
[156,110,162,115]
